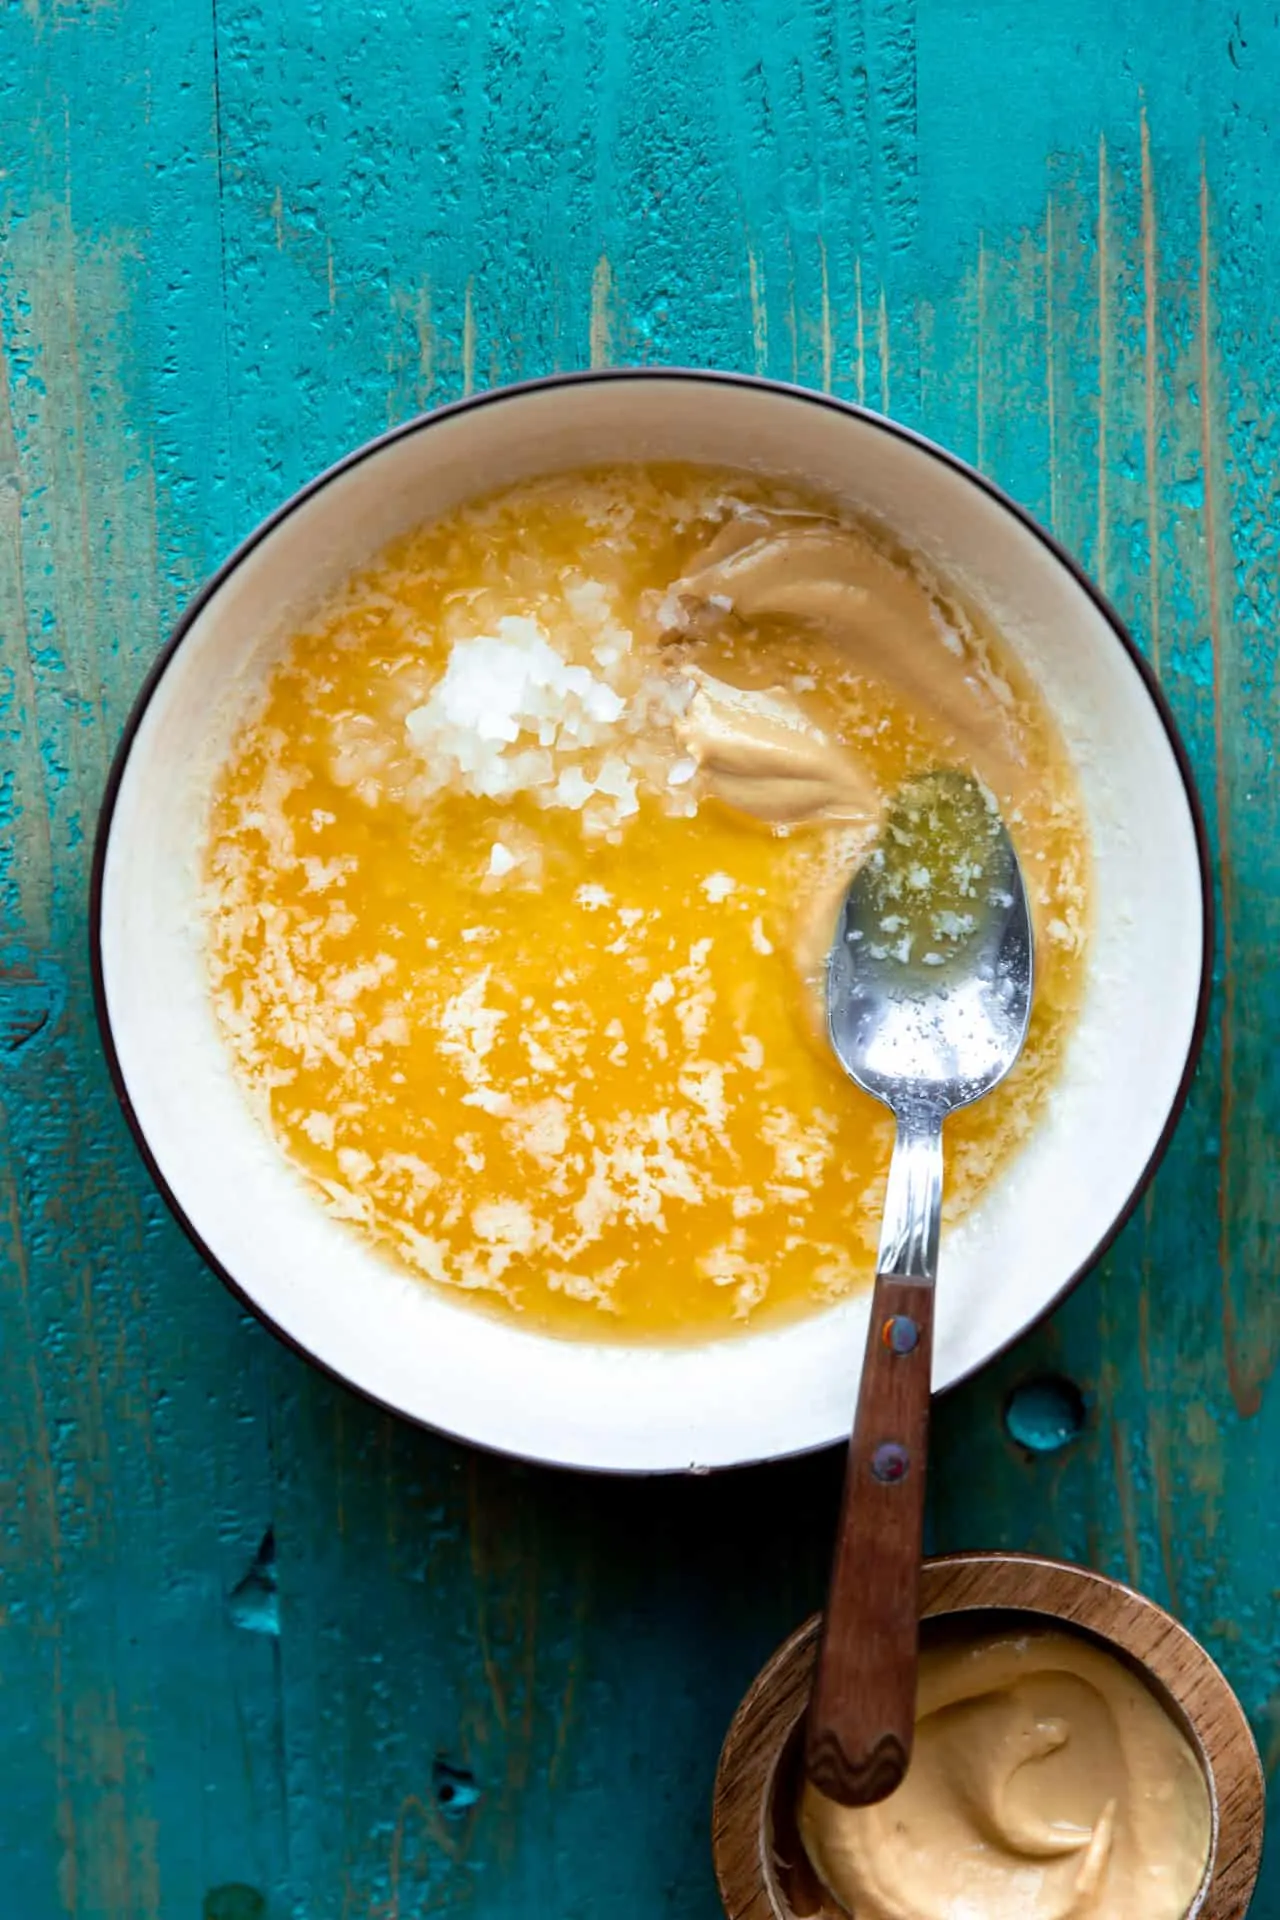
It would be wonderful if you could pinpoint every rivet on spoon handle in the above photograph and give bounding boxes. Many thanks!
[805,1105,941,1806]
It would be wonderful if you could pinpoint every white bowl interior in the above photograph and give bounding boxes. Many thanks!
[97,377,1205,1472]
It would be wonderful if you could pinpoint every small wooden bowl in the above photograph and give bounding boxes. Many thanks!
[713,1552,1264,1920]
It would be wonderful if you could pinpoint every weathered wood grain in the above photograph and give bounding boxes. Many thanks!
[2,0,1279,1913]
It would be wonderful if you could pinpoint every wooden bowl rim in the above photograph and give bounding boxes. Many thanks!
[712,1550,1264,1920]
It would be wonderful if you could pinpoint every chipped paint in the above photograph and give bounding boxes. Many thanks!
[1139,104,1162,674]
[589,254,612,369]
[746,247,768,374]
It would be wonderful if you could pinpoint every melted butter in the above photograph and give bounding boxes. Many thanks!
[205,464,1090,1340]
[800,1627,1212,1920]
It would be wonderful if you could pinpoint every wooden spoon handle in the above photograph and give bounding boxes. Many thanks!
[804,1272,935,1806]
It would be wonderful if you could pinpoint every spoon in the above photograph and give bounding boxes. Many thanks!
[804,768,1033,1808]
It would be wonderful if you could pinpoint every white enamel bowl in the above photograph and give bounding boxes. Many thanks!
[92,372,1210,1474]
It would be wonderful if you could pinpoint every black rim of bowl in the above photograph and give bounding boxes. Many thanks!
[88,368,1216,1475]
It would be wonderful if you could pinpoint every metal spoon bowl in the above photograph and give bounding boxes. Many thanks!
[805,769,1033,1809]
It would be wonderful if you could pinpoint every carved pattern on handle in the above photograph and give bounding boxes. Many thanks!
[804,1728,909,1807]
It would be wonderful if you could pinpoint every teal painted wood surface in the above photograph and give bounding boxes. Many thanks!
[2,0,1280,1912]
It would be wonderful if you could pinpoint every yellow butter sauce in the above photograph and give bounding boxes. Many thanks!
[205,464,1088,1340]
